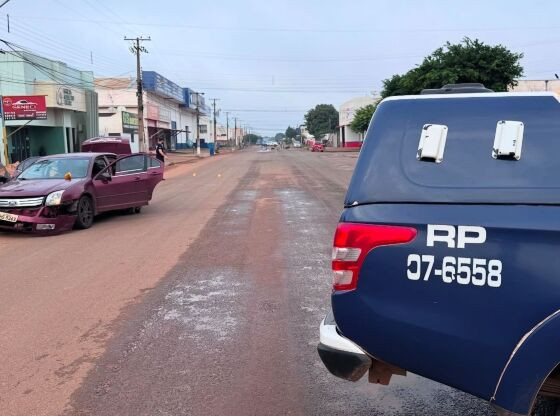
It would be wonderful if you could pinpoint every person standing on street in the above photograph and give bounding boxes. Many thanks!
[155,138,167,164]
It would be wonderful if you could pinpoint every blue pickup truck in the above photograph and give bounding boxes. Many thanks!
[318,85,560,416]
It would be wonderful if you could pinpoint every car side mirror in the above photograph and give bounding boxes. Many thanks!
[98,171,112,182]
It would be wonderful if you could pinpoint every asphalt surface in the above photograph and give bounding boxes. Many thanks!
[0,149,495,416]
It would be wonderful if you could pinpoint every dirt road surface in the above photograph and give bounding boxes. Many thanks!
[0,149,494,416]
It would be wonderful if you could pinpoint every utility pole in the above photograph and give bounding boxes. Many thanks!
[210,98,219,155]
[234,117,237,148]
[125,36,150,152]
[225,111,230,149]
[193,91,204,156]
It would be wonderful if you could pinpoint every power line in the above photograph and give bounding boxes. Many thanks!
[9,14,560,34]
[222,109,306,113]
[183,86,370,93]
[0,39,129,90]
[5,20,123,67]
[150,49,423,63]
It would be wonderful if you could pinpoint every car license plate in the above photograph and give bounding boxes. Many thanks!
[0,211,18,223]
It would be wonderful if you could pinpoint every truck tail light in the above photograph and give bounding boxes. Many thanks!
[332,223,417,291]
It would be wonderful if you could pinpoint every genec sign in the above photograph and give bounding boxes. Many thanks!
[2,95,47,120]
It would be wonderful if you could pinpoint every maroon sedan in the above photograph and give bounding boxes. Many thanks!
[0,152,163,234]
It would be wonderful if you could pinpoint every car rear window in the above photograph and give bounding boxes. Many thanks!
[345,94,560,206]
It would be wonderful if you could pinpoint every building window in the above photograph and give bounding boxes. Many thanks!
[199,125,207,134]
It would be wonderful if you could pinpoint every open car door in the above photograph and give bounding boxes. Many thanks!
[93,154,148,212]
[146,156,164,200]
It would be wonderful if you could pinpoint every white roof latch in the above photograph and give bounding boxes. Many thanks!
[417,124,448,163]
[493,120,524,160]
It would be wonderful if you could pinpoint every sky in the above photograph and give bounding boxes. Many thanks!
[0,0,559,136]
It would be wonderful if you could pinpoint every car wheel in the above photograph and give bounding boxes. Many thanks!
[134,206,142,214]
[532,395,559,416]
[75,195,94,229]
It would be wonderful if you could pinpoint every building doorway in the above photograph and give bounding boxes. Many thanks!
[66,127,72,152]
[9,127,31,163]
[72,128,78,153]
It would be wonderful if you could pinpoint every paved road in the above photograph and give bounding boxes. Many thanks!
[0,149,495,416]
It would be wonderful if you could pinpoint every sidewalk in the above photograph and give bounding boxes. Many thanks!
[151,149,211,167]
[325,147,360,153]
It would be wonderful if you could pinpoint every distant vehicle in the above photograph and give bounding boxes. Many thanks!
[81,137,132,155]
[0,152,163,234]
[293,141,302,148]
[318,86,560,416]
[311,142,324,152]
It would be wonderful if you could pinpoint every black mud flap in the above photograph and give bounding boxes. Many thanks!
[317,342,372,382]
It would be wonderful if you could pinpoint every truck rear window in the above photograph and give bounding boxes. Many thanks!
[345,94,560,205]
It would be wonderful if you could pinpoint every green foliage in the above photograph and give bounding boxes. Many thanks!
[381,38,524,98]
[274,132,285,142]
[285,126,297,139]
[243,133,262,144]
[350,104,377,133]
[304,104,338,138]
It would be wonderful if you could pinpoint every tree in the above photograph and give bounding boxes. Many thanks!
[274,132,285,142]
[285,126,297,139]
[243,133,262,144]
[304,104,338,138]
[350,104,377,133]
[381,38,524,98]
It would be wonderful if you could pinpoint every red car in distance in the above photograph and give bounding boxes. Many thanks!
[311,142,325,152]
[0,152,163,234]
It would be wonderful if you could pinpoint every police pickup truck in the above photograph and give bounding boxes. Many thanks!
[318,84,560,416]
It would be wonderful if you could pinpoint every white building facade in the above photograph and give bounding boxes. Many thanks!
[338,96,379,148]
[96,72,209,153]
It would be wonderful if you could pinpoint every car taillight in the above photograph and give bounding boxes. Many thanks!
[332,223,417,291]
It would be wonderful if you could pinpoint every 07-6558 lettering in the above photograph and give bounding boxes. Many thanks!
[407,255,502,288]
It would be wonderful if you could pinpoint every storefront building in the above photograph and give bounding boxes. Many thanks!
[0,51,98,164]
[96,72,208,152]
[338,96,379,148]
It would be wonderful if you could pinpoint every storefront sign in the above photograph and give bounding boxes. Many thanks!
[56,87,75,106]
[34,83,86,112]
[142,71,185,103]
[146,104,159,120]
[122,111,138,130]
[1,95,47,120]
